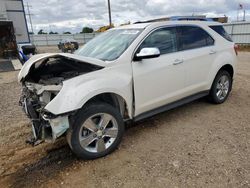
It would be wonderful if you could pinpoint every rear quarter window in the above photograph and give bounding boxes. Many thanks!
[209,25,233,42]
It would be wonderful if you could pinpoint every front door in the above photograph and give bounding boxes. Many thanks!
[132,27,186,116]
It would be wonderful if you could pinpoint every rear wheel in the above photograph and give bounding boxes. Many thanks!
[67,103,124,159]
[209,70,232,104]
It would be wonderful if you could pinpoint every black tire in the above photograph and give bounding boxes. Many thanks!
[67,103,124,160]
[73,42,79,50]
[208,70,232,104]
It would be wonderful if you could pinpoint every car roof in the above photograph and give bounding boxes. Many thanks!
[116,21,222,30]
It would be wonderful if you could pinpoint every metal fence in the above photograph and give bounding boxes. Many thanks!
[30,22,250,46]
[30,33,99,46]
[223,21,250,45]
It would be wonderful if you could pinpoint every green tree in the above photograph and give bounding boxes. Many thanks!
[49,31,58,34]
[37,29,47,34]
[63,31,71,34]
[81,27,94,33]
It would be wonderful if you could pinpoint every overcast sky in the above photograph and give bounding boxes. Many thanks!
[23,0,250,34]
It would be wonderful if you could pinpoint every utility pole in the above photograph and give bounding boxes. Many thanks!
[25,2,34,34]
[243,10,246,21]
[107,0,112,26]
[237,7,239,22]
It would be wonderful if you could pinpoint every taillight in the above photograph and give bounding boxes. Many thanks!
[234,44,239,56]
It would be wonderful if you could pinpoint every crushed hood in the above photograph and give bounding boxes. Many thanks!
[18,53,107,82]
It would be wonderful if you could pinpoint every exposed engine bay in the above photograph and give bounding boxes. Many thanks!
[24,56,102,84]
[19,56,103,145]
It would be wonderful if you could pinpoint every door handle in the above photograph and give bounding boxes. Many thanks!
[173,59,184,65]
[209,50,217,55]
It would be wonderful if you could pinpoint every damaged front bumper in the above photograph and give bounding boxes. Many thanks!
[19,83,71,145]
[18,54,105,146]
[43,115,69,140]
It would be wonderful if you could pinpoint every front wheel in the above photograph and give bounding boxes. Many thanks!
[67,103,124,160]
[209,70,232,104]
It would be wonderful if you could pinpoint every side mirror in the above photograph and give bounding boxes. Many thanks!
[135,47,160,60]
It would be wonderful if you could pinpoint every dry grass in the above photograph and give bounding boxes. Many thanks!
[238,45,250,52]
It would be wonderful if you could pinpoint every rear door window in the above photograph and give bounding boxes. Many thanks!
[209,25,233,42]
[177,26,214,51]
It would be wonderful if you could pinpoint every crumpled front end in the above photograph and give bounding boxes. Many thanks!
[18,53,104,145]
[19,81,71,144]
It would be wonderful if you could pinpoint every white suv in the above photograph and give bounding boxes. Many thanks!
[18,21,237,159]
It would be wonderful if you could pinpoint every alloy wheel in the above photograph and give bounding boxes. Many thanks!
[216,75,230,101]
[79,113,119,153]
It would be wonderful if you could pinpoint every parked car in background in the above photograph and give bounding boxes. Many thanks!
[169,16,213,21]
[18,21,237,159]
[18,43,37,64]
[58,39,79,53]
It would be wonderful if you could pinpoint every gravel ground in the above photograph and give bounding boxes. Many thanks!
[0,52,249,188]
[36,46,61,53]
[36,45,83,53]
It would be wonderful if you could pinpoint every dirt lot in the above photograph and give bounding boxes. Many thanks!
[36,45,61,53]
[0,52,249,188]
[36,45,83,54]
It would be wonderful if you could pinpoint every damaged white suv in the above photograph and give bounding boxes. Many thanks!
[18,21,237,159]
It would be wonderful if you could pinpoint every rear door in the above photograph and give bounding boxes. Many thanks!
[176,26,216,94]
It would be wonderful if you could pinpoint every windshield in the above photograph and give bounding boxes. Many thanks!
[75,29,142,61]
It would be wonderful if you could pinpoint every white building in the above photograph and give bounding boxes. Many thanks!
[0,0,29,43]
